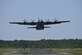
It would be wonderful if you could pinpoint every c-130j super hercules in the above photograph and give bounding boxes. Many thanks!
[10,18,70,30]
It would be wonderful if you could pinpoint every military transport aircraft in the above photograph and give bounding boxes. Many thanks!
[10,18,70,30]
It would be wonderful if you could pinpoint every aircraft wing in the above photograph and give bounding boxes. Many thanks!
[10,22,37,25]
[43,21,70,25]
[10,20,70,25]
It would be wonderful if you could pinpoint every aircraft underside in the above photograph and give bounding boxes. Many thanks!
[10,18,70,30]
[28,24,50,30]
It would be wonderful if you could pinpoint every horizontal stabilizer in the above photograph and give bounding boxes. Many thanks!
[27,27,36,28]
[28,26,50,28]
[44,26,51,28]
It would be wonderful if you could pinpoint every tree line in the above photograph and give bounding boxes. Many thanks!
[0,39,82,48]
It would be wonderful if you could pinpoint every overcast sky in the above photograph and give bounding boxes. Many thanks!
[0,0,82,40]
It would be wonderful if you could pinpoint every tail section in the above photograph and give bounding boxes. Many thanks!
[27,26,50,30]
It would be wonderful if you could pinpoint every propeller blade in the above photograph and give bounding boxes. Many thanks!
[31,19,35,22]
[46,19,50,22]
[53,18,58,22]
[23,19,27,23]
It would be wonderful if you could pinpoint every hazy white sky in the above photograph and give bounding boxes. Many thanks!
[0,0,82,40]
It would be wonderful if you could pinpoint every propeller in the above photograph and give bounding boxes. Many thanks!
[38,17,40,19]
[23,19,27,23]
[53,18,58,22]
[46,19,50,22]
[31,19,35,22]
[38,17,40,22]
